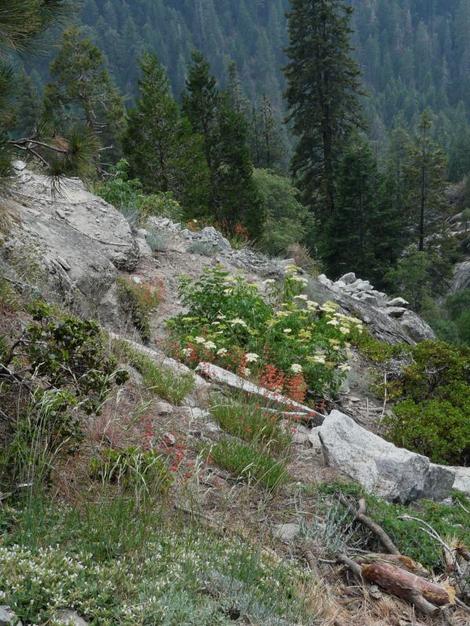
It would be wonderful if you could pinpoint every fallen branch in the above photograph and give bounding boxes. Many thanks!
[338,494,400,555]
[196,362,324,425]
[339,555,454,618]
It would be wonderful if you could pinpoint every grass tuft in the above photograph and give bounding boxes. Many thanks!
[116,277,160,343]
[210,438,289,492]
[114,340,195,405]
[210,397,292,454]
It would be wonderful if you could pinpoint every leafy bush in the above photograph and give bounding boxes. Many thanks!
[351,328,409,363]
[0,276,20,312]
[113,340,195,405]
[385,340,470,465]
[210,397,291,454]
[168,265,361,398]
[22,302,127,414]
[0,303,129,487]
[145,230,168,253]
[187,240,218,257]
[96,159,183,224]
[253,169,313,257]
[116,277,159,343]
[210,439,289,491]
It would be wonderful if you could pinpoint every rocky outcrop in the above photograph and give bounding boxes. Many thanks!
[318,411,455,503]
[316,273,435,343]
[450,260,470,293]
[0,162,138,323]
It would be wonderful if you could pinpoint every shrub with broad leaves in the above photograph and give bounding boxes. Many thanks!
[167,265,362,398]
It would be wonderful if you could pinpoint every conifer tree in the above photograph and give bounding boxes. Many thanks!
[124,52,209,212]
[0,0,72,177]
[13,71,41,137]
[184,52,264,237]
[43,27,126,168]
[284,0,363,218]
[323,136,380,278]
[124,53,182,193]
[183,50,219,171]
[405,111,448,251]
[211,95,265,238]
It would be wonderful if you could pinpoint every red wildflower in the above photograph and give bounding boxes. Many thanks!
[259,363,285,393]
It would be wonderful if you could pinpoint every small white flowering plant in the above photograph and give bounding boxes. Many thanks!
[167,265,362,398]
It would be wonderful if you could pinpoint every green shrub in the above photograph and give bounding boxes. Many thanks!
[3,388,82,487]
[114,340,195,405]
[168,265,361,398]
[0,276,20,311]
[351,328,408,363]
[187,240,218,257]
[96,160,184,224]
[145,230,168,253]
[385,340,470,465]
[210,439,289,491]
[253,169,313,257]
[20,302,128,414]
[210,397,291,454]
[319,482,470,572]
[116,277,159,343]
[138,192,183,221]
[1,304,129,488]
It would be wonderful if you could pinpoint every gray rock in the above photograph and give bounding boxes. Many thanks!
[436,465,470,498]
[52,610,88,626]
[387,297,410,308]
[0,607,22,626]
[1,168,139,324]
[386,306,407,318]
[193,226,231,251]
[450,260,470,294]
[135,237,153,258]
[452,467,470,497]
[357,293,379,307]
[318,274,333,287]
[12,159,26,171]
[339,272,357,285]
[273,523,301,542]
[399,310,435,342]
[318,411,455,503]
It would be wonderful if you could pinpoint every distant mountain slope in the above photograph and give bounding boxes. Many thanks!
[25,0,470,159]
[80,0,289,109]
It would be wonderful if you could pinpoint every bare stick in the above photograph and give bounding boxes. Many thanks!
[338,494,400,555]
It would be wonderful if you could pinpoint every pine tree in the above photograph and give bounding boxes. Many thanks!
[211,95,265,238]
[183,52,264,236]
[124,53,182,193]
[323,136,381,279]
[124,52,209,213]
[0,0,72,177]
[284,0,363,219]
[183,51,219,170]
[405,110,448,251]
[12,71,41,137]
[43,26,126,168]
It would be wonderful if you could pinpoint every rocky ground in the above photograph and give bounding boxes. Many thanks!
[0,165,469,626]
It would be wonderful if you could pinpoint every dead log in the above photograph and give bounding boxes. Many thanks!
[196,362,324,425]
[361,561,454,610]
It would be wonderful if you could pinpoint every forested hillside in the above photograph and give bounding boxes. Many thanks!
[70,1,470,171]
